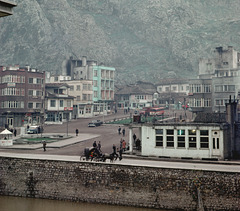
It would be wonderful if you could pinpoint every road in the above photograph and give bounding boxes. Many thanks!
[0,110,136,156]
[0,152,239,173]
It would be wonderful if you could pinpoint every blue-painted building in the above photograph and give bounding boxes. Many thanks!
[92,65,115,115]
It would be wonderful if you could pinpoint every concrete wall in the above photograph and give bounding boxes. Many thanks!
[0,157,239,210]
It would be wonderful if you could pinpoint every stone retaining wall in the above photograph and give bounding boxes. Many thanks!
[0,157,239,210]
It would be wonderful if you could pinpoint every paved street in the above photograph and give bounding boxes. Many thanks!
[0,110,135,156]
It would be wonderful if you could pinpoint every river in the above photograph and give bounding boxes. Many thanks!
[0,196,165,211]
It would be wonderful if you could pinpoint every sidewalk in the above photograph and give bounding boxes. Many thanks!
[0,133,100,150]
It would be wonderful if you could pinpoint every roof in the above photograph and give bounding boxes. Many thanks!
[45,83,70,88]
[45,91,74,99]
[115,85,154,95]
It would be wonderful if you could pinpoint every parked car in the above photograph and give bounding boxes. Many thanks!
[88,120,103,127]
[27,126,43,134]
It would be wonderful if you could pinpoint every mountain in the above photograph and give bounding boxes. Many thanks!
[1,0,240,84]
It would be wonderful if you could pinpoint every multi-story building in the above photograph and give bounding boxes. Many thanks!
[67,80,93,118]
[64,56,115,115]
[0,65,45,128]
[115,82,156,110]
[92,65,115,115]
[156,79,189,108]
[189,46,240,114]
[45,83,74,124]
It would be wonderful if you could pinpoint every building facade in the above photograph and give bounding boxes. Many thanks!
[0,65,45,128]
[189,46,240,114]
[128,99,240,160]
[45,83,74,124]
[67,80,93,118]
[92,65,115,115]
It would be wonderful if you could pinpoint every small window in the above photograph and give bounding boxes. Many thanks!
[50,100,56,107]
[28,78,33,84]
[156,129,163,135]
[167,129,174,135]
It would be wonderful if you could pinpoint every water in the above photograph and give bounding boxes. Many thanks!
[0,196,160,211]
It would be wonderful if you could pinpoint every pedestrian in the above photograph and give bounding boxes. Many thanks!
[120,138,123,149]
[122,128,125,136]
[98,141,101,152]
[118,126,121,135]
[113,144,116,154]
[118,147,123,160]
[122,139,126,151]
[133,133,137,145]
[43,141,46,152]
[14,129,17,137]
[93,141,97,148]
[76,128,79,136]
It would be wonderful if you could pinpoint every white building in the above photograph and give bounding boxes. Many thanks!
[45,83,74,124]
[66,80,93,118]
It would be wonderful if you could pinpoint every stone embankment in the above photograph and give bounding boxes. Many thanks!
[0,156,239,210]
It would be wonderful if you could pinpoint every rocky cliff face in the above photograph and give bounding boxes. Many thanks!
[1,0,240,84]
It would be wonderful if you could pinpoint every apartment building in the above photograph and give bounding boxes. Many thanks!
[0,65,45,128]
[45,83,74,124]
[189,46,240,114]
[67,80,93,118]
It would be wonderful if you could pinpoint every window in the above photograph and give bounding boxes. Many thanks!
[94,80,98,87]
[36,103,41,108]
[76,85,81,91]
[37,78,41,84]
[200,130,209,148]
[28,90,33,96]
[28,102,33,108]
[28,78,33,84]
[50,100,56,107]
[83,84,87,90]
[88,84,92,90]
[177,129,185,148]
[77,96,81,101]
[70,86,74,91]
[203,85,211,93]
[54,89,58,94]
[60,100,63,107]
[83,94,87,100]
[166,129,174,147]
[94,70,98,77]
[155,129,163,147]
[188,129,196,148]
[67,100,71,107]
[213,138,219,149]
[54,77,58,82]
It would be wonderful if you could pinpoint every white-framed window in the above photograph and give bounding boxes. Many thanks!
[166,129,174,147]
[177,129,185,148]
[188,129,196,148]
[155,129,163,147]
[200,130,209,149]
[50,100,56,107]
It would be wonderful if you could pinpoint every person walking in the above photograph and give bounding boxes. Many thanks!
[43,141,46,152]
[122,128,125,136]
[133,133,137,145]
[97,141,101,152]
[118,126,121,135]
[75,129,79,136]
[93,141,97,148]
[122,139,126,151]
[13,129,17,137]
[118,147,123,160]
